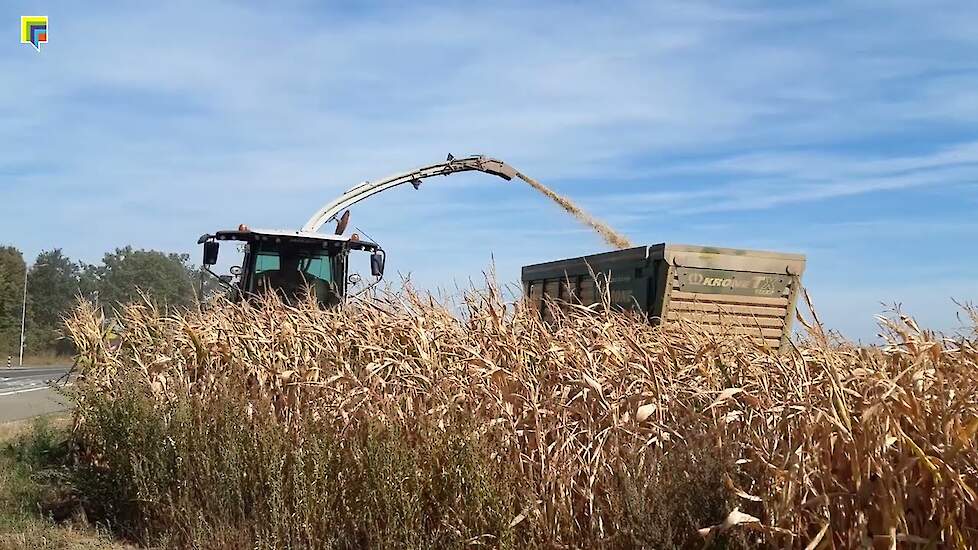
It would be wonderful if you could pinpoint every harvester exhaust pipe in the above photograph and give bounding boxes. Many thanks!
[334,210,350,235]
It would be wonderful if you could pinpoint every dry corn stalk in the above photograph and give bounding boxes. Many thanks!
[64,286,978,547]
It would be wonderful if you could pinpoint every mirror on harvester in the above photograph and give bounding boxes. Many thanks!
[370,251,385,278]
[347,273,362,285]
[203,241,219,265]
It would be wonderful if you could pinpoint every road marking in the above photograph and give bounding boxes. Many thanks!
[0,386,53,397]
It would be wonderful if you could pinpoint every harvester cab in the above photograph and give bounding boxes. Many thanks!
[197,154,520,305]
[197,227,385,306]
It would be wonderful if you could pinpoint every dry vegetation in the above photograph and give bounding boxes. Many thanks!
[0,416,126,550]
[61,284,978,548]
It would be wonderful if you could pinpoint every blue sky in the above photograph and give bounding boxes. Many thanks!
[2,1,976,339]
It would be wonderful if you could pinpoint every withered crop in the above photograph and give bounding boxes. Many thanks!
[64,285,978,548]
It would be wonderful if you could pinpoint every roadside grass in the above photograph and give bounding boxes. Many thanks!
[0,353,73,368]
[20,353,73,368]
[0,416,124,550]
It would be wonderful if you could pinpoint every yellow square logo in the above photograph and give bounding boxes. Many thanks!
[21,16,48,51]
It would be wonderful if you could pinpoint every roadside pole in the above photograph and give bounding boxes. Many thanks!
[18,267,27,367]
[18,262,47,368]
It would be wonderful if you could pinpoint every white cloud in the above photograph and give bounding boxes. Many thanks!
[584,140,978,216]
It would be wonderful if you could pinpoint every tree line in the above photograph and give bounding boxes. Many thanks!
[0,245,204,360]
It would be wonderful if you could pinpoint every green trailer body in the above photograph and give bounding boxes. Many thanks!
[521,244,806,351]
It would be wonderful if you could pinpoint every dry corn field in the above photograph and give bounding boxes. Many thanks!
[63,285,978,549]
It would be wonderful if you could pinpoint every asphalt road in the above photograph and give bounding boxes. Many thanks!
[0,366,72,422]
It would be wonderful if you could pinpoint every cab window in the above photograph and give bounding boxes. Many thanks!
[300,257,333,282]
[249,242,339,306]
[255,253,280,274]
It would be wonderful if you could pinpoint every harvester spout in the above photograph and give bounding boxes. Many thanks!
[302,155,520,233]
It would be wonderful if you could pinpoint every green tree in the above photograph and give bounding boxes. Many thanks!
[0,246,26,359]
[78,261,99,303]
[87,247,196,309]
[26,250,81,354]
